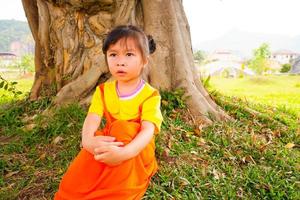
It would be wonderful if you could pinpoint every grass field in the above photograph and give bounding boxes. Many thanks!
[0,74,299,199]
[209,75,300,116]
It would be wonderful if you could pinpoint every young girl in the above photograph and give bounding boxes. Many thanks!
[54,25,163,200]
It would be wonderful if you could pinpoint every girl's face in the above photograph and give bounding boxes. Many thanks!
[107,37,147,84]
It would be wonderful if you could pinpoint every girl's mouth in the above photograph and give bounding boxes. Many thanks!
[116,70,126,75]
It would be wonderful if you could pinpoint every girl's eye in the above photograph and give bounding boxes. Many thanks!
[126,53,134,56]
[108,53,117,57]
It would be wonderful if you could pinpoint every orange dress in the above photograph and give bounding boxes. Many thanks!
[54,84,159,200]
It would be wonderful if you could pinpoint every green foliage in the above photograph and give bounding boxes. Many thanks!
[200,75,211,88]
[0,75,22,98]
[193,50,206,63]
[249,43,271,75]
[280,63,291,73]
[0,20,32,52]
[160,89,186,116]
[7,54,35,73]
[19,54,35,73]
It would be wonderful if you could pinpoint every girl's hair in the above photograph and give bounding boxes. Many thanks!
[102,25,156,61]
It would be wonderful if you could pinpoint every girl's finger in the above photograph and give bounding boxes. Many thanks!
[94,146,107,154]
[94,152,108,161]
[108,141,124,146]
[94,154,103,161]
[97,141,123,147]
[96,136,116,142]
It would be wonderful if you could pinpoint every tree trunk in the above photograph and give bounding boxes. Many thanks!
[22,0,229,124]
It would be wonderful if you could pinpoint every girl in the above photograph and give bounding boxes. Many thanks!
[55,25,163,200]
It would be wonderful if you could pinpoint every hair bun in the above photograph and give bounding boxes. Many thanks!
[147,35,156,54]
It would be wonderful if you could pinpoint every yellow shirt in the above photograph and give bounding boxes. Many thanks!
[88,80,163,132]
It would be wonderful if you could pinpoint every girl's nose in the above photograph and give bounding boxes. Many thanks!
[116,56,126,66]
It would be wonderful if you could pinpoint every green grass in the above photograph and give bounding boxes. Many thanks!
[0,76,299,199]
[209,75,300,116]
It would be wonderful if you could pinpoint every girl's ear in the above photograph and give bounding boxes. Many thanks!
[143,57,149,67]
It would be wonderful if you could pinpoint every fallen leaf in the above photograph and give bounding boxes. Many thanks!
[179,177,190,186]
[39,153,46,160]
[167,135,173,149]
[190,150,198,155]
[67,123,73,128]
[285,143,295,149]
[259,141,271,152]
[251,134,257,144]
[23,123,36,131]
[5,171,19,178]
[170,113,177,119]
[212,168,223,180]
[162,148,170,158]
[21,115,30,123]
[197,138,206,146]
[272,130,281,138]
[242,155,256,164]
[53,136,64,145]
[237,187,244,198]
[161,100,168,106]
[195,124,203,136]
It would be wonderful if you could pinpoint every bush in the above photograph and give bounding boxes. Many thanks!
[280,63,291,73]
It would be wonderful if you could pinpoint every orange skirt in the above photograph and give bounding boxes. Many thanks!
[54,120,158,200]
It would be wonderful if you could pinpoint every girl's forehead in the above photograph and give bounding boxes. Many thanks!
[108,37,140,51]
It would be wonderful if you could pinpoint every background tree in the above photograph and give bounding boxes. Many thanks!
[193,50,206,64]
[249,43,271,75]
[22,0,229,124]
[15,54,35,75]
[280,63,291,73]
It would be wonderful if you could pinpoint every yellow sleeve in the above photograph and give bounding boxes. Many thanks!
[141,94,163,133]
[88,86,103,117]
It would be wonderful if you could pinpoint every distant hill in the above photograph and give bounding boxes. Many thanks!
[0,19,33,53]
[194,29,300,58]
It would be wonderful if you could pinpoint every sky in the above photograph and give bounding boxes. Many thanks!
[183,0,300,44]
[1,0,300,45]
[0,0,26,21]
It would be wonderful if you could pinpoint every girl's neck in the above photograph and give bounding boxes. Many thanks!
[116,78,144,97]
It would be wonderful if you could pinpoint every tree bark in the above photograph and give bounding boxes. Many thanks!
[22,0,229,124]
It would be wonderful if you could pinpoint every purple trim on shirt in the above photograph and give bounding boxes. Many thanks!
[116,79,145,98]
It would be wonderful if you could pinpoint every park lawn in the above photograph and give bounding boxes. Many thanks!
[0,86,299,199]
[209,75,300,116]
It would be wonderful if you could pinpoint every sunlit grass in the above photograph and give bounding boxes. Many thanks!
[209,75,300,116]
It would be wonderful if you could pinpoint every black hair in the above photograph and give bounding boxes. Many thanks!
[147,35,156,54]
[102,25,156,61]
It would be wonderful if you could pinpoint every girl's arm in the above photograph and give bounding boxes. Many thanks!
[94,121,155,163]
[123,121,155,159]
[81,113,123,155]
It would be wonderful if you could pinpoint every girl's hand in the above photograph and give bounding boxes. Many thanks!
[94,145,127,166]
[82,135,124,155]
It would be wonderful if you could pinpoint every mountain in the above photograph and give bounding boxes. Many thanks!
[193,29,300,58]
[0,19,33,53]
